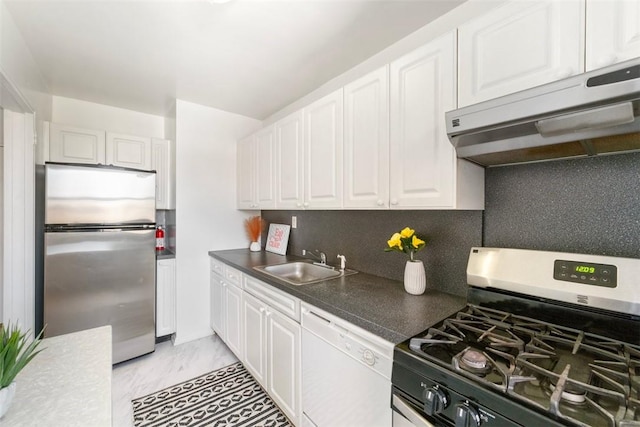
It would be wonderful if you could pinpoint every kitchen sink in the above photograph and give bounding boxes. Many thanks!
[253,261,356,286]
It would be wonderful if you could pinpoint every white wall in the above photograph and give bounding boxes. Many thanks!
[0,0,50,329]
[0,0,51,123]
[52,96,165,138]
[174,99,260,344]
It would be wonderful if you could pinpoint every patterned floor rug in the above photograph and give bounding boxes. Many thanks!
[132,362,292,427]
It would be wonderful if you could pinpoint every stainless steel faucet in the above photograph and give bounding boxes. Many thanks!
[302,249,326,265]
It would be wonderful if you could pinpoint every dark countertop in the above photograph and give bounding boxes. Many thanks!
[208,249,467,344]
[156,249,175,260]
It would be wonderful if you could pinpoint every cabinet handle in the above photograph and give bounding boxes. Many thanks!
[390,198,398,206]
[259,307,265,313]
[296,202,303,208]
[303,202,309,208]
[376,199,384,207]
[222,282,227,287]
[265,310,272,317]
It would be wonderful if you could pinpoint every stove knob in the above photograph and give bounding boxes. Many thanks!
[423,387,449,415]
[454,402,481,427]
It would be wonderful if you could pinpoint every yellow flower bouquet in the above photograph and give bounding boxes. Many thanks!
[385,227,426,262]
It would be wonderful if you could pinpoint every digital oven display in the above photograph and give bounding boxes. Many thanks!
[553,260,617,288]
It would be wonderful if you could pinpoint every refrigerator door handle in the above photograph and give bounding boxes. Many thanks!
[45,224,155,232]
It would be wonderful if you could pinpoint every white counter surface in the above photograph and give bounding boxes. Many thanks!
[2,326,112,426]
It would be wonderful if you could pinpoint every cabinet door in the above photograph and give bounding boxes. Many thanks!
[242,292,267,387]
[303,89,344,209]
[389,31,456,208]
[237,135,257,209]
[156,258,176,337]
[458,0,584,107]
[586,0,640,70]
[267,308,301,426]
[209,274,225,338]
[224,284,244,360]
[275,111,304,209]
[151,138,175,210]
[49,123,105,165]
[106,133,152,170]
[344,66,390,209]
[255,126,276,209]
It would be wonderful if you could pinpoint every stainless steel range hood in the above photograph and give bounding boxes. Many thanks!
[446,58,640,167]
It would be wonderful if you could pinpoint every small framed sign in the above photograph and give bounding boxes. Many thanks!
[265,223,291,255]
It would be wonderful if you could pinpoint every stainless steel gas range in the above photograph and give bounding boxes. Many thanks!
[392,247,640,427]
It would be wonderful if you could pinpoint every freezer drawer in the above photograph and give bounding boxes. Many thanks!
[45,163,155,225]
[44,228,155,363]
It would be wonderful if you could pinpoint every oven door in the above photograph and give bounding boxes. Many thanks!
[392,393,435,427]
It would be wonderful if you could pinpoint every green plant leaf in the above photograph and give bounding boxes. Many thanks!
[0,323,44,388]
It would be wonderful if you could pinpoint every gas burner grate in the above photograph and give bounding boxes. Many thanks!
[408,303,640,426]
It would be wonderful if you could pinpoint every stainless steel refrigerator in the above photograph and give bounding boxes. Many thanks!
[43,163,156,364]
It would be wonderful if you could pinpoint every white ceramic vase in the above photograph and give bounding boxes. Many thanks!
[404,260,426,295]
[0,382,16,419]
[249,241,261,252]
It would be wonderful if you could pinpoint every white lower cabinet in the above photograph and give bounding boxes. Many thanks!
[210,259,302,426]
[224,282,244,358]
[156,258,176,337]
[243,279,301,426]
[242,291,267,385]
[210,272,225,339]
[209,260,244,360]
[266,306,301,425]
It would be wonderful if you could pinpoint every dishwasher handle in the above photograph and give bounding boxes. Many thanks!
[302,307,331,325]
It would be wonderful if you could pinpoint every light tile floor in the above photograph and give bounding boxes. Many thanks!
[112,334,238,427]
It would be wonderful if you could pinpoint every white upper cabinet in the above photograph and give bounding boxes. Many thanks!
[275,111,304,209]
[255,126,276,209]
[237,134,257,210]
[303,89,344,209]
[586,0,640,71]
[390,31,483,209]
[106,132,152,170]
[151,138,175,210]
[458,0,584,107]
[49,123,106,165]
[237,127,276,210]
[343,66,390,209]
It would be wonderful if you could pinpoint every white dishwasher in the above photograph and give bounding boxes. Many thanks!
[301,303,394,427]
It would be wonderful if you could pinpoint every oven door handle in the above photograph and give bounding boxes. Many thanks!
[392,394,434,427]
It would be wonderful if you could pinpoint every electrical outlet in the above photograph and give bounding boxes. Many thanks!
[292,216,297,229]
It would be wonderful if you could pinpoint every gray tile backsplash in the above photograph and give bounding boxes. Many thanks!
[261,210,483,297]
[483,152,640,258]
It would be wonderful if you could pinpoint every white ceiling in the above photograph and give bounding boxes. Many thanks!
[5,0,466,120]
